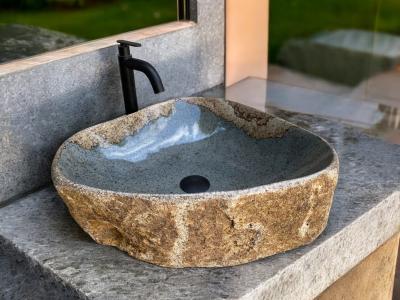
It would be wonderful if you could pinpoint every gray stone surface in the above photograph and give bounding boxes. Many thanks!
[0,24,85,63]
[0,0,224,205]
[0,245,84,300]
[0,46,124,207]
[58,101,333,194]
[0,104,399,299]
[278,30,400,85]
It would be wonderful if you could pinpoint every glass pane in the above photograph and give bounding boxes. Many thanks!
[0,0,177,64]
[268,0,400,144]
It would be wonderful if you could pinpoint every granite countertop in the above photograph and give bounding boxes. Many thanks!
[1,102,400,299]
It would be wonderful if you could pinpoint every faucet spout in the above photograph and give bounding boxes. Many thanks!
[125,58,165,94]
[116,40,165,114]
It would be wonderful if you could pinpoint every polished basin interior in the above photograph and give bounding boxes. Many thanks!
[58,101,334,194]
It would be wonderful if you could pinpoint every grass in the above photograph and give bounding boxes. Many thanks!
[0,0,177,40]
[2,0,400,62]
[269,0,400,62]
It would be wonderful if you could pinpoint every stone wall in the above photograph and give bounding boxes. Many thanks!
[0,0,225,205]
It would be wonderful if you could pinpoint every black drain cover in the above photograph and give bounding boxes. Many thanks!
[180,175,210,193]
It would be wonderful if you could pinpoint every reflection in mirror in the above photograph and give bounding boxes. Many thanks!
[0,0,178,64]
[268,0,400,144]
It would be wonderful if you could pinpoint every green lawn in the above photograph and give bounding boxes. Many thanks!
[0,0,177,40]
[2,0,400,62]
[269,0,400,62]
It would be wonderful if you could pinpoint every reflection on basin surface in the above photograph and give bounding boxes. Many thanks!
[57,101,333,194]
[52,97,338,268]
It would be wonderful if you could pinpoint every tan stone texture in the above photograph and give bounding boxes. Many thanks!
[52,98,339,268]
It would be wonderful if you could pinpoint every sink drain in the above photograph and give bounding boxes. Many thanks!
[180,175,210,193]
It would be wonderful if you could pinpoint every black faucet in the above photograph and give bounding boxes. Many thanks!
[117,40,165,114]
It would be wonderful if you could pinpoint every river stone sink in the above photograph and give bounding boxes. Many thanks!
[52,97,338,268]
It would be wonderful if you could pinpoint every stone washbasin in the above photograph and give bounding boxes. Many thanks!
[52,97,339,268]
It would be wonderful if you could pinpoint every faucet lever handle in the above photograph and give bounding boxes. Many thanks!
[117,40,142,47]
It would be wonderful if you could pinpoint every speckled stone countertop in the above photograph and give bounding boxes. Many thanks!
[1,99,400,299]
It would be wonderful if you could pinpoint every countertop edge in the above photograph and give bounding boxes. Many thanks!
[0,211,89,300]
[241,191,400,300]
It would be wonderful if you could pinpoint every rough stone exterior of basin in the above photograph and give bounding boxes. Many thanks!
[52,98,339,268]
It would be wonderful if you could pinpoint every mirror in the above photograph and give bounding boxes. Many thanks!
[0,0,186,64]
